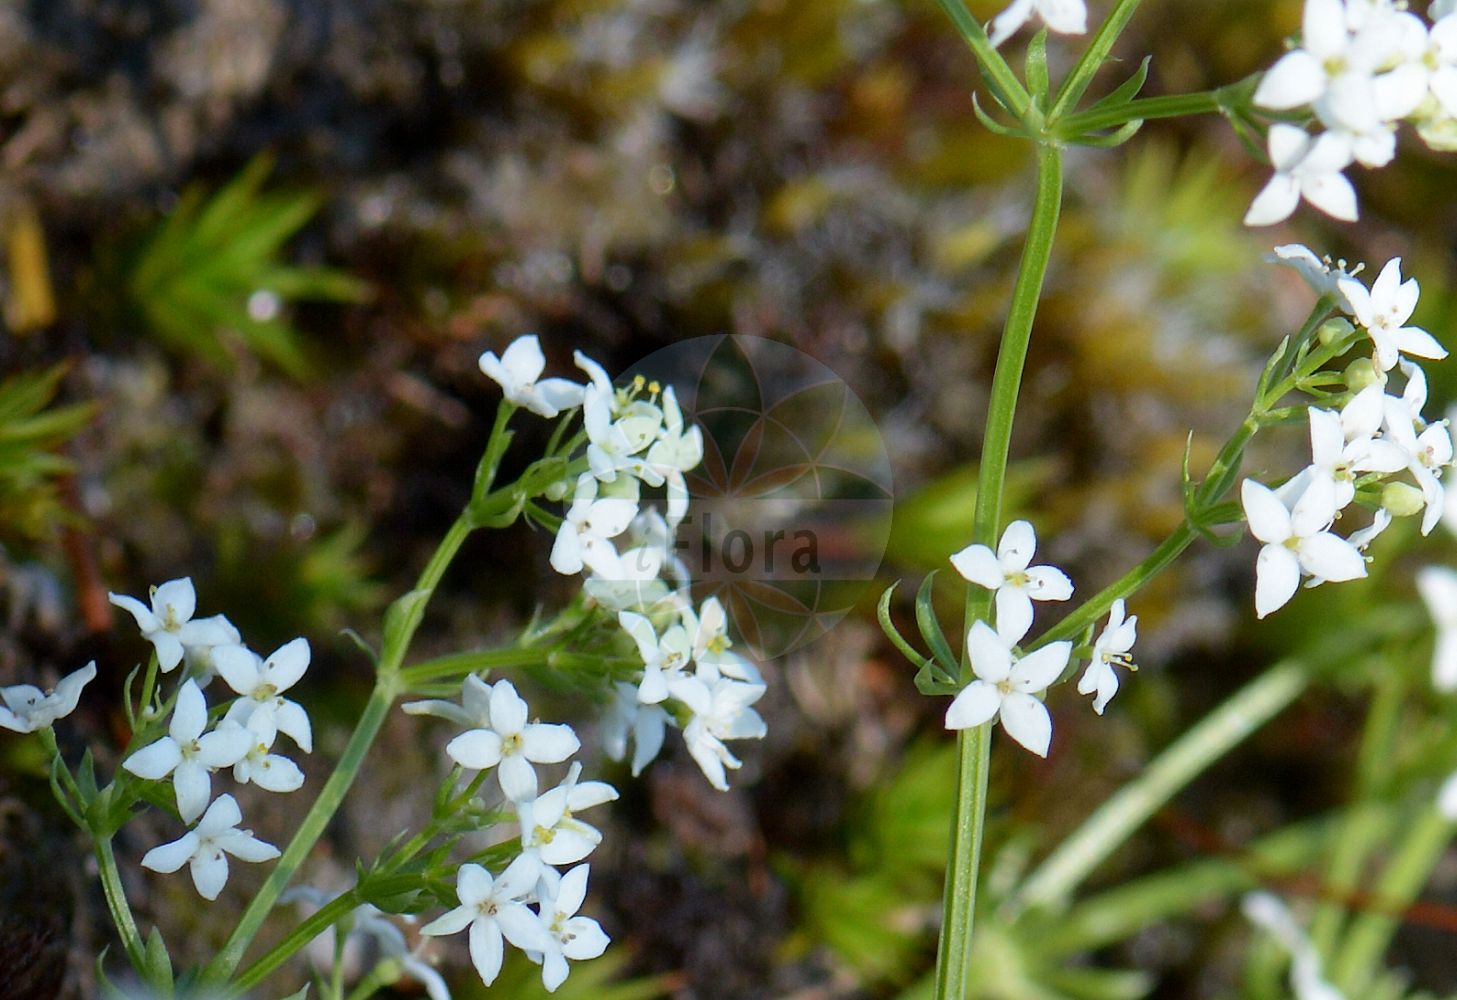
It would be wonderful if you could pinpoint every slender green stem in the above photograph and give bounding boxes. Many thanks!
[400,645,554,687]
[1049,0,1146,120]
[233,891,360,992]
[935,724,992,1000]
[1008,658,1311,914]
[935,0,1032,120]
[206,511,478,986]
[1057,89,1225,135]
[96,836,147,972]
[1035,523,1196,649]
[343,964,394,1000]
[1329,808,1457,994]
[937,141,1064,1000]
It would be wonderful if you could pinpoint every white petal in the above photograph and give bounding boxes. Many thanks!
[214,828,281,863]
[554,864,590,918]
[997,520,1037,572]
[190,848,230,900]
[945,681,1002,730]
[999,692,1053,757]
[500,334,548,383]
[1296,532,1367,583]
[1024,565,1073,601]
[521,723,581,764]
[109,593,159,632]
[1010,641,1072,694]
[1300,171,1359,223]
[987,0,1034,47]
[212,645,263,695]
[994,587,1034,647]
[141,832,199,874]
[421,905,476,937]
[274,699,313,754]
[124,737,182,780]
[1245,174,1301,227]
[967,620,1013,683]
[262,638,311,692]
[1394,326,1448,361]
[949,544,1003,589]
[173,760,213,824]
[1255,50,1327,109]
[447,729,504,770]
[1242,479,1293,544]
[469,918,506,986]
[1255,544,1302,618]
[152,578,197,624]
[489,680,529,736]
[498,754,540,803]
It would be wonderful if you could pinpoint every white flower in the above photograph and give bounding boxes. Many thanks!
[1078,599,1137,715]
[182,615,241,685]
[123,679,251,823]
[550,473,638,577]
[1244,126,1358,226]
[668,668,768,790]
[645,386,703,525]
[987,0,1088,47]
[583,385,664,486]
[601,681,668,776]
[1293,394,1407,523]
[109,577,237,673]
[140,793,280,900]
[619,609,693,704]
[530,864,610,993]
[1429,15,1457,115]
[1339,258,1448,371]
[1242,892,1346,1000]
[944,620,1071,757]
[444,678,580,802]
[1418,566,1457,690]
[949,520,1073,643]
[479,335,585,418]
[420,856,552,987]
[231,712,306,794]
[1267,244,1363,310]
[352,907,452,1000]
[403,672,493,728]
[215,638,314,753]
[517,763,618,866]
[0,661,97,733]
[1241,478,1366,618]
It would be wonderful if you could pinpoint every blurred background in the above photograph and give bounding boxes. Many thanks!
[3,0,1457,997]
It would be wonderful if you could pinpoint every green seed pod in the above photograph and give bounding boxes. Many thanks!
[1318,317,1355,346]
[1380,481,1426,518]
[1344,357,1382,392]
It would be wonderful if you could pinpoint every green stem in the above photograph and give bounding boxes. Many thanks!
[935,724,992,1000]
[96,835,147,972]
[1008,659,1311,914]
[1035,523,1196,649]
[935,0,1032,119]
[205,514,478,986]
[1049,0,1146,120]
[937,141,1064,1000]
[343,964,394,1000]
[1057,89,1225,135]
[1329,808,1457,994]
[232,891,360,992]
[399,645,555,687]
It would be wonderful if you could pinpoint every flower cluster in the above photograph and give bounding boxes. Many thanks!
[943,520,1138,755]
[481,334,767,791]
[407,678,612,992]
[1247,0,1457,225]
[1243,251,1451,618]
[110,577,309,899]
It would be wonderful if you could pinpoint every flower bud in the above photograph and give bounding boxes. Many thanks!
[1317,317,1354,346]
[544,478,571,502]
[1380,482,1426,518]
[1344,357,1381,392]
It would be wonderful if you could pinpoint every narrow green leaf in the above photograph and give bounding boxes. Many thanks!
[143,926,174,995]
[1025,30,1050,105]
[915,571,961,675]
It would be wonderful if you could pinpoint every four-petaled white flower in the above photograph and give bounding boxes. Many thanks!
[667,668,768,791]
[987,0,1088,48]
[1078,599,1137,715]
[517,763,618,866]
[530,864,611,993]
[1245,125,1358,226]
[421,855,552,988]
[231,712,306,794]
[140,793,280,900]
[950,519,1073,643]
[124,679,251,823]
[1418,566,1457,691]
[550,473,638,577]
[1267,244,1363,310]
[944,620,1072,757]
[0,661,97,733]
[583,385,664,486]
[403,672,493,728]
[1241,479,1367,618]
[601,681,668,776]
[1294,394,1407,523]
[215,638,315,753]
[619,609,693,704]
[1339,258,1448,371]
[445,678,580,801]
[109,577,237,673]
[479,335,585,419]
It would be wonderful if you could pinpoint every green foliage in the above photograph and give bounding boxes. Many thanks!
[0,363,93,544]
[126,154,369,377]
